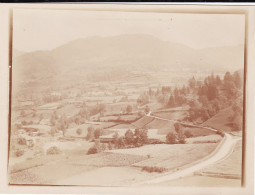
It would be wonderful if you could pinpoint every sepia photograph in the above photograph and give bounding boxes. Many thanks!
[7,6,247,189]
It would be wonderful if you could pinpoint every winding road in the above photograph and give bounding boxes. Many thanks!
[136,111,240,185]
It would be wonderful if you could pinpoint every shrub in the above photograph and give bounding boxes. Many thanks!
[184,130,193,138]
[178,139,186,144]
[18,137,26,145]
[126,105,132,113]
[21,121,27,125]
[86,126,95,141]
[46,146,61,155]
[142,166,167,173]
[138,111,143,116]
[166,132,177,144]
[101,143,107,151]
[94,128,102,139]
[216,130,224,137]
[193,140,219,144]
[87,147,98,155]
[76,128,82,135]
[107,142,113,150]
[15,149,24,157]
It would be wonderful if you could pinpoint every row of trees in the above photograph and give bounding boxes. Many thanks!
[87,128,148,154]
[87,123,191,155]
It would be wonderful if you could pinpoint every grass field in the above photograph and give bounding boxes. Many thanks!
[38,102,61,110]
[203,107,236,132]
[105,102,136,115]
[71,152,147,167]
[110,143,219,170]
[155,175,241,187]
[153,111,188,121]
[145,119,175,134]
[110,123,137,129]
[100,115,118,121]
[56,166,157,186]
[183,127,216,137]
[132,116,154,128]
[185,134,222,144]
[9,152,148,185]
[65,122,116,138]
[9,161,96,185]
[197,140,242,178]
[119,114,139,121]
[56,104,80,117]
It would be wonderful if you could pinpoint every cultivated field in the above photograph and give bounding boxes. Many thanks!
[110,143,219,170]
[153,110,188,121]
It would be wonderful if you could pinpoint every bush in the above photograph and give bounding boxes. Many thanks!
[178,139,186,144]
[108,142,113,150]
[15,149,24,157]
[184,130,193,138]
[18,137,26,145]
[87,147,98,155]
[76,128,82,135]
[216,130,224,137]
[46,146,61,155]
[94,128,102,139]
[166,132,177,144]
[21,121,27,125]
[142,166,167,173]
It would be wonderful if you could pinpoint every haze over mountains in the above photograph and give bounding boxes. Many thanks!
[13,34,244,82]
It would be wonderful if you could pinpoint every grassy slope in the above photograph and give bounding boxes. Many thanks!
[153,111,188,121]
[203,107,235,132]
[145,119,175,134]
[132,116,154,128]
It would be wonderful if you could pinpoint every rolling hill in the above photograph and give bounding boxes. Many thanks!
[12,34,244,83]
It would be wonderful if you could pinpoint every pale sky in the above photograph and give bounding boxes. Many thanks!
[13,9,245,52]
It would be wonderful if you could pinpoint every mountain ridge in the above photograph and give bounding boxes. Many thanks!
[12,34,244,82]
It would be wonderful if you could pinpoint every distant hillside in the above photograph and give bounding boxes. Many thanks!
[12,34,244,82]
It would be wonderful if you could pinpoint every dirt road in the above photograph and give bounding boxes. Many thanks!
[136,113,240,185]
